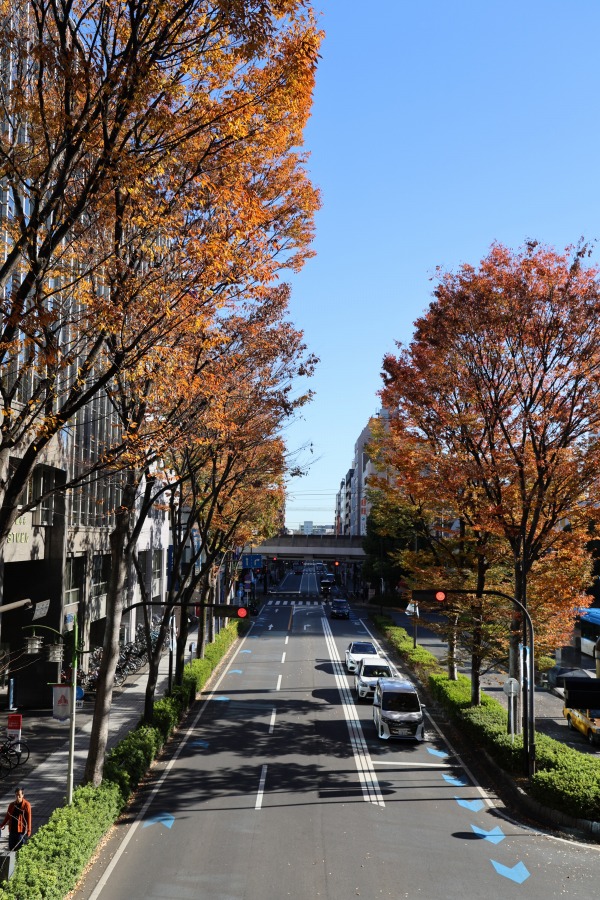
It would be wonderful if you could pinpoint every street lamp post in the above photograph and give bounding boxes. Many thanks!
[417,587,536,779]
[23,613,80,804]
[454,588,536,779]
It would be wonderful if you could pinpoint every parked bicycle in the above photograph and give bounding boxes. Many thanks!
[0,736,30,778]
[0,737,30,768]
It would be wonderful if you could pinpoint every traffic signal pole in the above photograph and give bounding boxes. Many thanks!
[412,587,536,779]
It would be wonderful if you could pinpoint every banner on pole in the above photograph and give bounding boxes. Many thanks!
[52,684,71,721]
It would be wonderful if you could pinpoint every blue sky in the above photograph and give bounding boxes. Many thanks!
[283,1,600,530]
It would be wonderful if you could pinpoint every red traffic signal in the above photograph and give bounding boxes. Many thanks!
[334,560,339,567]
[412,589,448,603]
[210,604,248,618]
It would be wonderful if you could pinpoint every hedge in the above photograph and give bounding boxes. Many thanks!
[0,618,246,899]
[374,615,600,825]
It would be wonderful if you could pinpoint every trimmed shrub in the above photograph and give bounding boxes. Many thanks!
[531,760,600,820]
[0,782,123,900]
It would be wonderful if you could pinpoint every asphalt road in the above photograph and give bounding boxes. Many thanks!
[73,600,600,900]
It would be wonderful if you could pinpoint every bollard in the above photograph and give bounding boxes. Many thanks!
[0,851,15,881]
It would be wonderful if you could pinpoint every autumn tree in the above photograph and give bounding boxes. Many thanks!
[83,272,317,783]
[379,241,600,702]
[0,0,321,544]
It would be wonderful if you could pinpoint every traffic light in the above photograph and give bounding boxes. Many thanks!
[334,560,339,567]
[411,589,447,603]
[210,604,248,618]
[272,556,278,562]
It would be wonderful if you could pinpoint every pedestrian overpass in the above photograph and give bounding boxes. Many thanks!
[253,534,365,562]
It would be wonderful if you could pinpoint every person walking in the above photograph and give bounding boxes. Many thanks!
[1,787,32,851]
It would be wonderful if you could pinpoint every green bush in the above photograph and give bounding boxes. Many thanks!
[531,759,600,820]
[0,618,245,897]
[104,723,164,797]
[0,782,123,900]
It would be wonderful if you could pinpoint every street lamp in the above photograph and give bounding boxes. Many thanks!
[413,586,536,779]
[23,613,80,804]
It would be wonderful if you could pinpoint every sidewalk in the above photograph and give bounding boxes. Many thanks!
[0,647,177,845]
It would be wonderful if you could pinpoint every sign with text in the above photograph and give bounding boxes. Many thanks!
[242,554,263,569]
[7,713,22,744]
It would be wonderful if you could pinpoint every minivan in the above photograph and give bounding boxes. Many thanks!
[373,678,425,741]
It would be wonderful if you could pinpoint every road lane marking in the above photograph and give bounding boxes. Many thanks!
[86,626,257,899]
[372,760,451,767]
[255,765,268,809]
[323,618,384,807]
[285,636,289,645]
[276,674,282,691]
[269,708,277,732]
[281,651,286,663]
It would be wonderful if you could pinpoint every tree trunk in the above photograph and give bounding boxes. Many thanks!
[470,598,483,707]
[83,504,130,786]
[175,613,190,684]
[470,556,486,706]
[143,616,168,722]
[447,615,458,681]
[507,550,526,734]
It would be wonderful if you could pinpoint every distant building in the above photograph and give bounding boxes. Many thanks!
[335,410,387,537]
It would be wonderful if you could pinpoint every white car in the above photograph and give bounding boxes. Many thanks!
[354,656,393,699]
[345,640,378,672]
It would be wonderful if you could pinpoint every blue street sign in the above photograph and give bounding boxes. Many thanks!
[242,554,263,569]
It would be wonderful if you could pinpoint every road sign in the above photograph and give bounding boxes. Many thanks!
[503,677,520,697]
[242,554,263,569]
[32,600,50,620]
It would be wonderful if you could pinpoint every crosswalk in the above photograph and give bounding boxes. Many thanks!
[266,598,324,605]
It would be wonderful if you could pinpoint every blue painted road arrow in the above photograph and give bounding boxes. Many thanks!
[191,740,209,749]
[443,774,469,786]
[240,650,252,654]
[491,860,530,883]
[454,796,485,812]
[214,696,230,702]
[471,825,505,844]
[228,669,243,674]
[427,748,448,758]
[143,812,175,829]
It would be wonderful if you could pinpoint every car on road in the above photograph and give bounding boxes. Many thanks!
[330,598,350,619]
[354,656,393,699]
[373,678,425,741]
[345,640,378,672]
[563,705,600,745]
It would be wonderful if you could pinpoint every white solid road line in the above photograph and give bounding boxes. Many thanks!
[255,764,268,809]
[87,626,256,899]
[322,618,385,807]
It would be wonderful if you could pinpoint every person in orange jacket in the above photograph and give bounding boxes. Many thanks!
[1,787,32,851]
